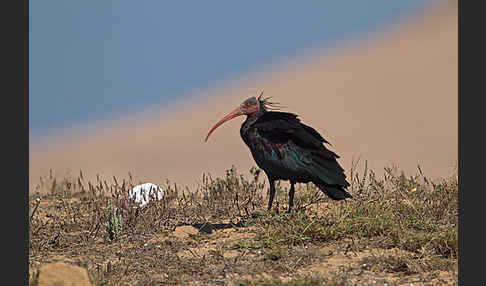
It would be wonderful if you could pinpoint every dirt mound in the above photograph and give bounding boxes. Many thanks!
[34,262,91,286]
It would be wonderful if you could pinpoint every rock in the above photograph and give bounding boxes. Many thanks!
[36,262,91,286]
[126,182,164,207]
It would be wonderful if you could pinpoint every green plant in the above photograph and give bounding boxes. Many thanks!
[105,202,123,242]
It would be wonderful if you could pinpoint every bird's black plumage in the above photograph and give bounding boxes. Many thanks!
[239,99,352,211]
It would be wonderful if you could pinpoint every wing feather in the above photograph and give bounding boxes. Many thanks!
[254,112,338,158]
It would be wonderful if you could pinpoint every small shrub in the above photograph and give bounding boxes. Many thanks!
[105,202,123,242]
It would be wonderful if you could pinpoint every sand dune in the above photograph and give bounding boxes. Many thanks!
[30,1,457,193]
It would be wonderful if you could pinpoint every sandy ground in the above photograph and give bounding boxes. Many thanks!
[30,1,457,193]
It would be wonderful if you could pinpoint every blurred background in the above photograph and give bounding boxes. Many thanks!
[29,1,457,192]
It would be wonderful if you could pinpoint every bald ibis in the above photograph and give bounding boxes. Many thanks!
[205,92,352,211]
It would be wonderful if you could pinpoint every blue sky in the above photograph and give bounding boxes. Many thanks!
[29,1,428,136]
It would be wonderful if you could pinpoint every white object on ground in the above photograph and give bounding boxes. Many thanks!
[127,182,164,207]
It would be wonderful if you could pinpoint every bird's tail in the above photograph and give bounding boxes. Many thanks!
[314,182,353,200]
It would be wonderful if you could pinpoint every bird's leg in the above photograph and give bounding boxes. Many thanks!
[275,192,280,214]
[288,182,295,212]
[268,179,276,211]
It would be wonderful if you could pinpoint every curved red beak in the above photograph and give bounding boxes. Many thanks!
[205,107,243,142]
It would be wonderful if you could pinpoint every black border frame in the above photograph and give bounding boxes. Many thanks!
[458,0,481,285]
[4,0,29,284]
[458,0,463,283]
